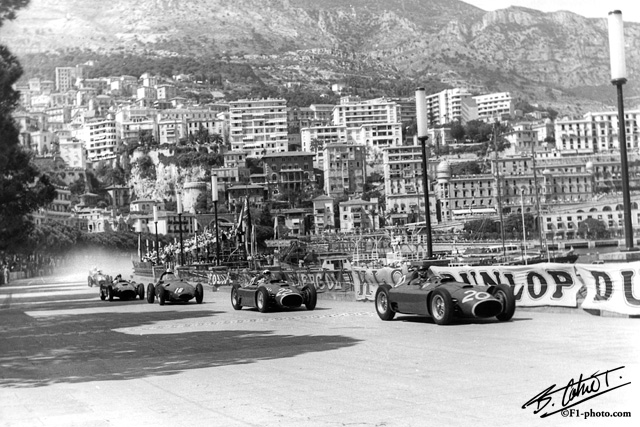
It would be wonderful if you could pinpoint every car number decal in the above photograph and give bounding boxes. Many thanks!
[462,290,491,304]
[176,287,184,293]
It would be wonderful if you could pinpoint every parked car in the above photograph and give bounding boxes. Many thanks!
[374,269,516,325]
[100,274,145,301]
[147,271,204,305]
[230,270,317,312]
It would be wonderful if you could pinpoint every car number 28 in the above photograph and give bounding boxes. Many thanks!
[462,290,491,303]
[175,287,184,293]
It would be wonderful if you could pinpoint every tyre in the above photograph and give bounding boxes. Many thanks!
[230,285,242,310]
[429,289,453,325]
[302,284,317,311]
[195,283,204,304]
[146,283,155,303]
[375,285,395,321]
[99,286,106,300]
[494,284,516,322]
[158,286,166,306]
[88,276,92,287]
[256,287,269,313]
[137,283,145,300]
[107,286,114,302]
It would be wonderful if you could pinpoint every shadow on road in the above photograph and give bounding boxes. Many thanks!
[0,308,361,388]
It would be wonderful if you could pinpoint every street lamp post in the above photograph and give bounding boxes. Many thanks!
[177,192,184,266]
[153,205,160,265]
[212,174,221,266]
[415,87,433,259]
[608,10,635,250]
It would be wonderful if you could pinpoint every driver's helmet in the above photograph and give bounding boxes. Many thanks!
[418,268,429,278]
[262,269,271,276]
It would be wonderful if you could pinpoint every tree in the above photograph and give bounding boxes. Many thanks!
[450,121,465,142]
[0,3,56,252]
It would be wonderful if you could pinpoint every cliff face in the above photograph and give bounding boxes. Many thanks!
[2,0,639,111]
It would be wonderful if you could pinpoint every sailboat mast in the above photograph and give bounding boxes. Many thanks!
[531,141,549,261]
[493,122,506,261]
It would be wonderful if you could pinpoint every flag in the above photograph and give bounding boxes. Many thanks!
[244,197,252,255]
[273,216,278,239]
[137,233,142,260]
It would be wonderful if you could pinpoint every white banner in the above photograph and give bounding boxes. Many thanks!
[431,264,581,307]
[575,261,640,315]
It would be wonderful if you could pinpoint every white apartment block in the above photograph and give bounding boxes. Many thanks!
[332,97,399,128]
[473,92,513,121]
[554,109,640,153]
[59,136,87,169]
[156,108,222,144]
[383,144,437,226]
[300,124,348,168]
[78,118,119,161]
[424,88,476,125]
[55,66,83,92]
[323,142,367,197]
[137,86,157,101]
[229,98,288,155]
[156,84,177,100]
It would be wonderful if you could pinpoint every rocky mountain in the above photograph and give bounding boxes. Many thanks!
[2,0,640,113]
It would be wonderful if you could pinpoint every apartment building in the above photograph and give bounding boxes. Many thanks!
[229,98,288,155]
[260,151,315,198]
[78,118,119,161]
[312,194,336,232]
[383,144,438,226]
[338,198,380,232]
[423,88,476,125]
[55,66,84,92]
[300,124,348,168]
[473,92,513,121]
[323,141,367,198]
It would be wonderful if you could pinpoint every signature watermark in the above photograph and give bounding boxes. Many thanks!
[522,366,631,418]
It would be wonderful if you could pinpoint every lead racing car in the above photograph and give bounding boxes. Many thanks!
[88,267,111,288]
[374,269,515,325]
[100,274,145,301]
[146,271,204,305]
[231,270,317,312]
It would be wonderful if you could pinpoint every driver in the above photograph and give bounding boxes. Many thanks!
[252,269,271,285]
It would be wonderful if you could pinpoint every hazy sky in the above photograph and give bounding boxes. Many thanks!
[463,1,640,23]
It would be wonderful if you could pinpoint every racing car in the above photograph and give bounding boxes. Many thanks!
[146,271,204,305]
[100,274,145,301]
[374,269,515,325]
[230,270,317,312]
[88,268,111,288]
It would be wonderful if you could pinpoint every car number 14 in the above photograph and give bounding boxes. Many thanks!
[462,290,491,304]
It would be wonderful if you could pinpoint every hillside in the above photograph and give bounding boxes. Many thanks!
[2,0,640,113]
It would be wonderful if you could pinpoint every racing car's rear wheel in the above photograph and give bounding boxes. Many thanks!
[158,286,166,306]
[146,284,155,303]
[137,283,145,300]
[107,286,114,302]
[375,286,395,321]
[302,285,317,310]
[231,286,242,310]
[430,289,453,325]
[195,283,204,304]
[494,284,516,322]
[256,287,269,313]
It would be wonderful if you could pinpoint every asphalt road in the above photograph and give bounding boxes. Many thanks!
[0,273,638,427]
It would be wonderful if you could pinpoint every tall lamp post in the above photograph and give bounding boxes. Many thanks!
[177,192,184,266]
[415,87,433,259]
[608,10,635,250]
[153,205,160,265]
[212,174,221,266]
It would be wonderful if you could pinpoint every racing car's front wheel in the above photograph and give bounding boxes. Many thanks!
[302,285,317,310]
[375,285,395,321]
[231,285,242,310]
[137,283,145,300]
[430,289,453,325]
[99,287,106,301]
[107,286,114,302]
[88,276,92,287]
[256,288,269,313]
[158,286,166,305]
[195,283,204,304]
[146,284,155,303]
[494,284,516,322]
